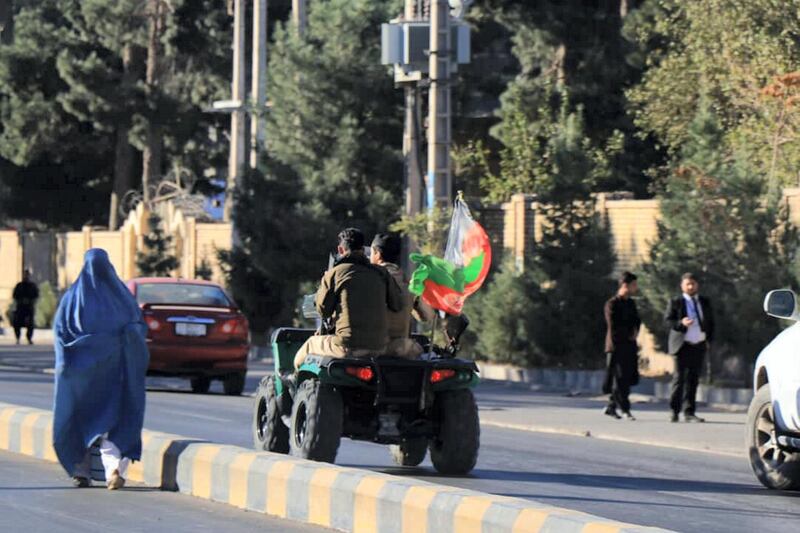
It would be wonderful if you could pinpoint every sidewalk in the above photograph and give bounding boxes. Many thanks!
[475,380,747,457]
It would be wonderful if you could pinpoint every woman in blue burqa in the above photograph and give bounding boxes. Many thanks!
[53,248,149,490]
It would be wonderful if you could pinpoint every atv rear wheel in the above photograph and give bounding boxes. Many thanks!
[253,376,289,453]
[389,438,428,467]
[430,389,479,475]
[289,379,342,463]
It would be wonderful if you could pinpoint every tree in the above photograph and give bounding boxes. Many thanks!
[136,211,179,276]
[638,98,799,381]
[628,0,800,190]
[463,91,616,367]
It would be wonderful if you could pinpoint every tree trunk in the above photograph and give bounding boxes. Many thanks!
[142,0,164,204]
[109,44,142,230]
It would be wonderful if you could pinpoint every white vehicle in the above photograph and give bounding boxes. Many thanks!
[747,289,800,489]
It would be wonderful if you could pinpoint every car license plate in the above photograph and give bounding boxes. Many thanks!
[175,323,207,337]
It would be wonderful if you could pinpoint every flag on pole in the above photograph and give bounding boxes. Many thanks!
[409,197,492,314]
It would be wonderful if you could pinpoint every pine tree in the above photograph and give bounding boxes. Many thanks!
[639,98,799,381]
[136,212,179,277]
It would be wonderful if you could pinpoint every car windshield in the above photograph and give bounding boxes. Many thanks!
[136,283,231,307]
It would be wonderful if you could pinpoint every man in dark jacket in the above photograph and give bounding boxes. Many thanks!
[603,271,641,420]
[370,233,435,359]
[664,273,715,423]
[12,269,39,345]
[294,228,403,369]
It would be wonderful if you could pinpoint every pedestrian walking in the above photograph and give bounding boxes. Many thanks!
[52,249,149,489]
[12,269,39,344]
[665,272,715,423]
[603,272,641,420]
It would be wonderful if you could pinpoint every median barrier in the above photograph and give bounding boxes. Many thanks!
[0,401,672,533]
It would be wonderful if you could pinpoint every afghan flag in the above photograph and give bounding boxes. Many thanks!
[409,198,492,315]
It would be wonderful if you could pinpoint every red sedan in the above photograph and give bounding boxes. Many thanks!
[127,277,249,395]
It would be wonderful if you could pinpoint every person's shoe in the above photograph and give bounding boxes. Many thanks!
[27,339,33,345]
[670,412,679,423]
[72,476,90,488]
[684,414,705,423]
[603,406,622,419]
[623,411,636,421]
[106,469,125,490]
[15,339,20,345]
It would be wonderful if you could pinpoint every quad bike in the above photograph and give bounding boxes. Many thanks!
[252,300,480,475]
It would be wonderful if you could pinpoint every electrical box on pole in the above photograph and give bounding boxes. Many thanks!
[381,21,470,82]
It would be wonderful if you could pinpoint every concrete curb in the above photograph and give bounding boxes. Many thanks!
[477,362,753,408]
[0,401,672,533]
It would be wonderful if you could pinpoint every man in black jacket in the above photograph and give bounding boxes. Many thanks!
[12,269,39,345]
[603,271,641,420]
[664,273,715,423]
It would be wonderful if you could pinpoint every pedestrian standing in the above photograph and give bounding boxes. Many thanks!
[603,272,641,420]
[12,269,39,345]
[52,249,149,489]
[665,273,715,423]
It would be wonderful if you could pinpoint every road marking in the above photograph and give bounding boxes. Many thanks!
[228,452,258,508]
[453,496,495,533]
[266,460,296,517]
[191,445,222,499]
[401,485,456,533]
[353,476,388,533]
[308,468,339,527]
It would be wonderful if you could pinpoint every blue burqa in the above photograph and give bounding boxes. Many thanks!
[53,248,149,476]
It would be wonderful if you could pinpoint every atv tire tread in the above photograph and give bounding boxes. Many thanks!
[430,389,480,475]
[253,376,290,453]
[290,379,343,463]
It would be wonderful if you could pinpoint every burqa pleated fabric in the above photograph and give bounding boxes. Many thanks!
[52,248,149,476]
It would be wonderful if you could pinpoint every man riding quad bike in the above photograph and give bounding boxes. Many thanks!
[252,229,480,475]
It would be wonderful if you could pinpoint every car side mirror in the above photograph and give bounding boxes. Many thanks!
[764,290,800,321]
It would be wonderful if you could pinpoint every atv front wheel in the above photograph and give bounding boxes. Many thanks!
[746,384,800,490]
[289,379,342,463]
[430,389,479,475]
[390,438,428,467]
[253,376,289,453]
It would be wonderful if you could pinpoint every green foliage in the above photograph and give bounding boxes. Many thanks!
[638,99,799,379]
[0,0,232,228]
[223,0,405,332]
[136,212,179,277]
[195,256,213,281]
[465,95,616,367]
[389,207,452,257]
[34,282,57,328]
[628,0,800,190]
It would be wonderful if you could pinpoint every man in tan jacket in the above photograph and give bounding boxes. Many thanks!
[370,233,435,359]
[294,228,403,369]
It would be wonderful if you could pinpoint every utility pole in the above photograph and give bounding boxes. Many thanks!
[142,0,166,205]
[224,0,247,222]
[250,0,268,169]
[403,0,423,219]
[427,0,452,211]
[292,0,307,36]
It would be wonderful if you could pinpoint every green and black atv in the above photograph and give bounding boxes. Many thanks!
[252,301,480,475]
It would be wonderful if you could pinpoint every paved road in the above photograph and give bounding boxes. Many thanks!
[1,343,799,533]
[0,449,329,533]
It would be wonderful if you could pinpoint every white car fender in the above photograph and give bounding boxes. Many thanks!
[754,322,800,433]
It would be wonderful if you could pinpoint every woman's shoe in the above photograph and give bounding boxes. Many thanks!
[106,469,125,490]
[72,476,90,488]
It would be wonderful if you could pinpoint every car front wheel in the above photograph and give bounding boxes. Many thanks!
[746,384,800,490]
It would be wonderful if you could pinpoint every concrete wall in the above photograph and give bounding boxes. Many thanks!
[1,201,232,312]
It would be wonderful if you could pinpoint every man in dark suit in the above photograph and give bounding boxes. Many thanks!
[603,272,641,420]
[664,273,715,423]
